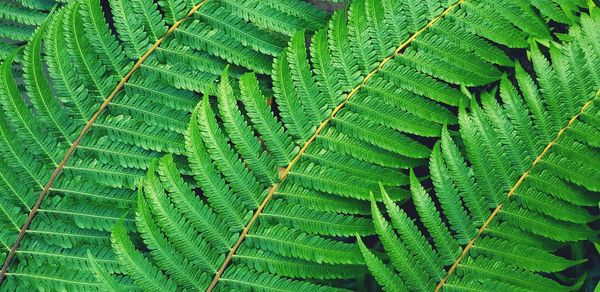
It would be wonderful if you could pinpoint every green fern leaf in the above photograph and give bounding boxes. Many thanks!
[362,7,600,291]
[0,0,331,289]
[1,0,597,290]
[101,0,595,290]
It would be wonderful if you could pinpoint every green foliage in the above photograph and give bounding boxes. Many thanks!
[0,0,597,290]
[0,0,67,60]
[0,0,330,289]
[106,0,598,290]
[110,73,370,290]
[361,8,600,291]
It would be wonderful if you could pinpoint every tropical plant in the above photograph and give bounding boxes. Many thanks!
[0,0,331,289]
[0,0,67,60]
[103,0,597,291]
[359,8,600,291]
[0,0,597,291]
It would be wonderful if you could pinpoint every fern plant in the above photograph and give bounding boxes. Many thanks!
[0,0,597,290]
[0,0,331,289]
[102,0,597,290]
[0,0,67,60]
[359,8,600,291]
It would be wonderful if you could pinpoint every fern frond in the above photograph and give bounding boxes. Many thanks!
[362,7,600,290]
[0,0,330,288]
[2,0,598,290]
[106,0,594,290]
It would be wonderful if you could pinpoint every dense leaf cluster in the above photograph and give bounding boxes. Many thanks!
[0,0,598,290]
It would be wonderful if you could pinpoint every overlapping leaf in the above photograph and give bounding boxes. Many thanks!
[104,0,591,290]
[0,0,68,60]
[361,7,600,291]
[0,0,330,289]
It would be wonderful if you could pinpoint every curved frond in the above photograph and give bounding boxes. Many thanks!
[0,0,331,288]
[362,8,600,290]
[1,0,597,290]
[103,0,594,290]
